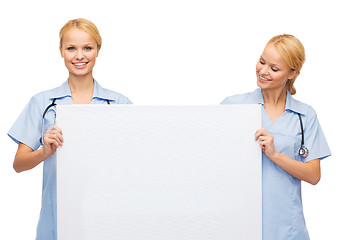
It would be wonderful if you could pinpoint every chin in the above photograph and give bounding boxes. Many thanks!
[69,71,93,78]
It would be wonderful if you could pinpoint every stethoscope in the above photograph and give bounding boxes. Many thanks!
[41,99,309,158]
[298,113,309,158]
[41,98,111,143]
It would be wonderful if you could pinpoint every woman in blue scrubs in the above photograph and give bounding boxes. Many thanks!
[8,18,132,240]
[221,34,331,239]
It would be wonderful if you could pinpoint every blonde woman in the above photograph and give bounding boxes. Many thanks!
[8,18,132,239]
[221,34,331,239]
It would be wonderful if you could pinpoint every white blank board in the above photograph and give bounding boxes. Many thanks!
[56,105,262,240]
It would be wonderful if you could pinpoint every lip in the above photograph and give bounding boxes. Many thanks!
[258,74,271,83]
[72,62,88,69]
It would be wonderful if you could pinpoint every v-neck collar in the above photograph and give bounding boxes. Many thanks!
[252,88,308,129]
[253,88,308,115]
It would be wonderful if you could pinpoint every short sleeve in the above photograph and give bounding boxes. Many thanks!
[118,95,133,104]
[220,95,244,105]
[220,97,232,105]
[303,107,331,162]
[219,89,264,105]
[8,96,43,151]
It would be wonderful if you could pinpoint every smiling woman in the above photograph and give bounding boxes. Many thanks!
[59,19,102,103]
[60,28,100,104]
[221,34,331,240]
[7,18,132,240]
[257,34,305,96]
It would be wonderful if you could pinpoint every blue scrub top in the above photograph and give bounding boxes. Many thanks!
[221,88,331,240]
[8,79,132,240]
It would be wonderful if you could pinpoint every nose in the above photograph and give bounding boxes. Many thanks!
[259,66,270,76]
[76,49,84,60]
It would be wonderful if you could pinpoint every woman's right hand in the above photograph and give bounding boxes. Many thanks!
[13,126,63,173]
[43,126,64,158]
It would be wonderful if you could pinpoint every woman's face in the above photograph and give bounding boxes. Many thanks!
[256,44,296,92]
[60,28,100,78]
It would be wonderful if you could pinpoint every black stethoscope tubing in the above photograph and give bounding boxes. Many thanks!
[298,113,309,158]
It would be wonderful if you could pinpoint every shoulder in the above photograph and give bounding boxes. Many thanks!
[221,89,262,105]
[290,96,331,161]
[94,80,132,104]
[288,95,317,118]
[99,87,132,104]
[22,85,60,113]
[27,84,68,112]
[31,86,61,101]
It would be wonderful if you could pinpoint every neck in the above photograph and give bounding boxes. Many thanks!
[68,73,94,94]
[262,87,287,108]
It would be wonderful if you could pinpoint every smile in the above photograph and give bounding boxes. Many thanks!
[72,62,88,69]
[73,62,88,66]
[258,74,271,83]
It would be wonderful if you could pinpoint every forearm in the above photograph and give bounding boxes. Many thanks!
[13,145,49,173]
[270,152,321,185]
[13,126,63,173]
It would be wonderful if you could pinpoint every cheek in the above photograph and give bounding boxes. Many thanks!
[88,52,98,61]
[63,53,73,62]
[272,72,288,84]
[255,63,261,73]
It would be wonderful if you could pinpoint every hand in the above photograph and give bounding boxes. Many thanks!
[43,125,63,158]
[255,128,277,160]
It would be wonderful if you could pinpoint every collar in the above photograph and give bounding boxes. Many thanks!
[48,80,72,99]
[48,79,118,102]
[253,88,308,115]
[285,91,308,115]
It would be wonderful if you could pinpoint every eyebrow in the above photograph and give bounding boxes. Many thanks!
[64,43,96,46]
[260,56,280,68]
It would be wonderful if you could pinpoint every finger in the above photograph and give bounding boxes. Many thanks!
[50,126,63,138]
[255,127,272,140]
[52,125,63,135]
[255,128,266,140]
[259,141,268,152]
[258,136,266,142]
[54,130,64,144]
[50,140,61,149]
[45,128,63,142]
[52,126,64,143]
[255,131,261,141]
[44,132,62,146]
[44,137,61,147]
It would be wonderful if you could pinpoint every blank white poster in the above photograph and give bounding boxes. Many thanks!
[56,105,262,240]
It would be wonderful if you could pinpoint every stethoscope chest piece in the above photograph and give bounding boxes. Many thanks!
[299,145,309,158]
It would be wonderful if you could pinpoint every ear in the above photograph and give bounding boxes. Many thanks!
[288,69,298,80]
[96,46,101,57]
[59,47,64,58]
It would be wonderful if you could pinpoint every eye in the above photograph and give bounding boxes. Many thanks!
[67,47,75,51]
[271,67,278,72]
[259,59,265,65]
[84,46,92,51]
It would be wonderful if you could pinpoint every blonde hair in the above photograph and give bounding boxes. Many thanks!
[267,34,305,95]
[59,18,102,48]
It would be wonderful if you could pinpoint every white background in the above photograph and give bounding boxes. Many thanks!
[0,0,337,239]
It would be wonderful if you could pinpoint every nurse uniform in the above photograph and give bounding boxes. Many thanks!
[8,79,132,240]
[221,88,331,240]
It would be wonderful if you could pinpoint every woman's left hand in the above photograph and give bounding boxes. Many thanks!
[255,128,277,160]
